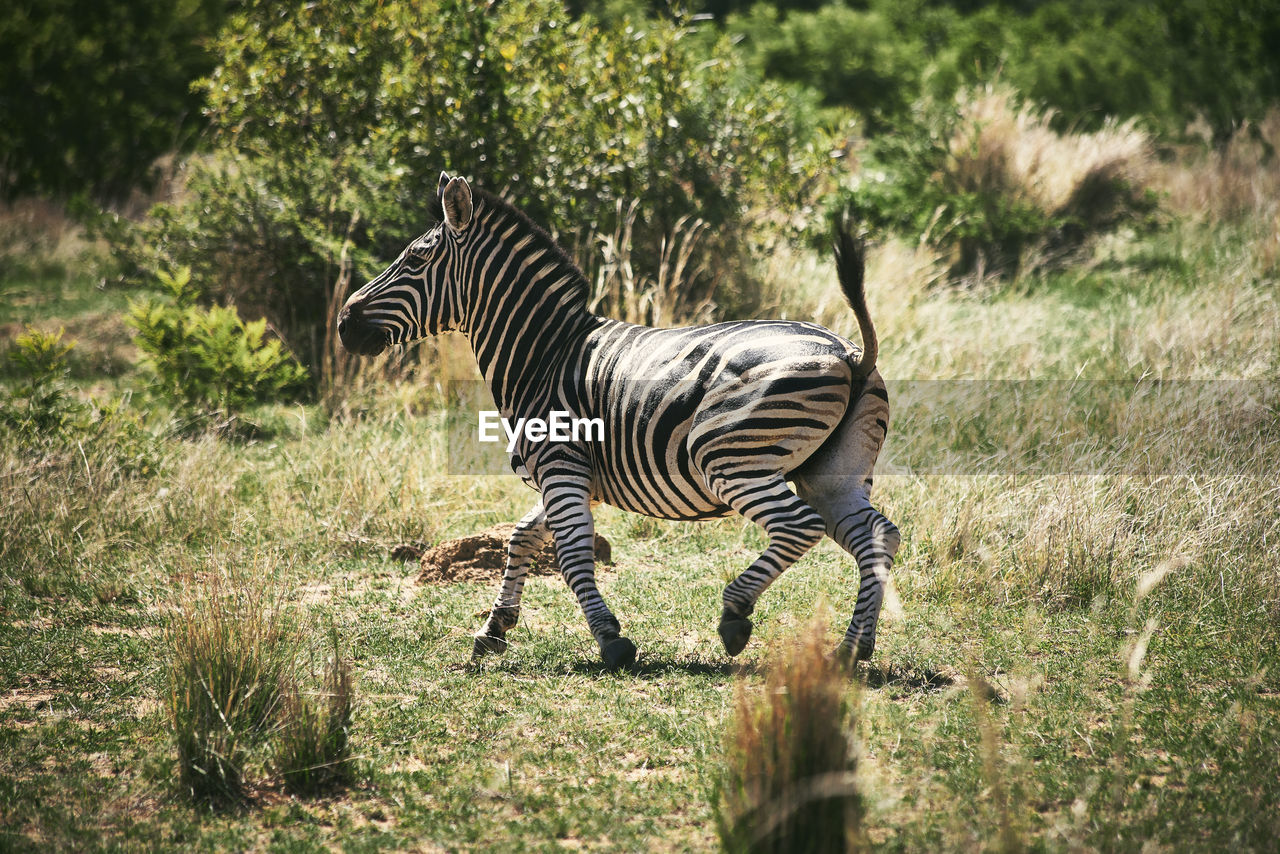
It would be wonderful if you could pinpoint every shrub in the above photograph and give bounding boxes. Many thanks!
[1,326,84,438]
[126,267,309,416]
[727,0,1280,144]
[0,0,225,201]
[117,0,824,371]
[728,3,924,134]
[716,618,863,853]
[841,86,1157,280]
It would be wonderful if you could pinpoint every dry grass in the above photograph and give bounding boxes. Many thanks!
[717,613,863,853]
[939,84,1156,277]
[0,199,91,275]
[951,85,1153,221]
[589,199,714,328]
[1157,109,1280,224]
[1155,108,1280,281]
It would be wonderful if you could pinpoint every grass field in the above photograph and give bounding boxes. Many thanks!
[1,202,1278,850]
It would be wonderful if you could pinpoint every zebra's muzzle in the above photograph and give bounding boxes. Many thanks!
[337,305,390,356]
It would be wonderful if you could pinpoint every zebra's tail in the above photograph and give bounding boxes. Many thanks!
[833,221,877,379]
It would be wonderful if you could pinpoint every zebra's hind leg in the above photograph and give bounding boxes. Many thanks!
[473,503,551,659]
[791,371,897,662]
[829,491,900,662]
[708,473,828,656]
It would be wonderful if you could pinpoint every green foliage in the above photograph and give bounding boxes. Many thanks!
[0,327,166,477]
[118,0,825,368]
[1,325,85,437]
[728,3,923,133]
[0,0,226,201]
[727,0,1280,141]
[126,267,309,415]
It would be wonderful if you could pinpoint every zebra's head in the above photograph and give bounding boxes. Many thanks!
[337,172,473,356]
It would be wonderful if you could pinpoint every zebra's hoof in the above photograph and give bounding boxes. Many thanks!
[834,639,874,664]
[600,636,638,670]
[718,618,754,656]
[472,632,509,657]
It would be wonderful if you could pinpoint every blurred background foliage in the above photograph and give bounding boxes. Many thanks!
[2,0,1278,385]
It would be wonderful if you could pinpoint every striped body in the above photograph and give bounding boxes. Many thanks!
[525,319,862,520]
[339,173,899,667]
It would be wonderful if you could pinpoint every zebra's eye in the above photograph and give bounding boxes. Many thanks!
[407,233,439,260]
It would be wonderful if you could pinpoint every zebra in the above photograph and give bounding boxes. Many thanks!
[338,173,899,669]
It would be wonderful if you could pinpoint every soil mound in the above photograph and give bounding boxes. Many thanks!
[416,523,612,584]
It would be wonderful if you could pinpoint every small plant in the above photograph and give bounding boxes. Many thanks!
[716,616,864,853]
[127,266,309,418]
[274,629,355,796]
[164,576,296,805]
[1,325,84,438]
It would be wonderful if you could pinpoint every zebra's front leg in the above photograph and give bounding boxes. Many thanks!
[711,474,828,656]
[473,503,551,658]
[542,479,637,670]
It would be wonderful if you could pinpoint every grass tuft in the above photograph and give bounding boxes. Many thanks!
[716,613,863,853]
[163,574,296,806]
[274,628,355,796]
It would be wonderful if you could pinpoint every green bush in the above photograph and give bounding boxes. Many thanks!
[727,0,1280,143]
[117,0,825,369]
[1,326,85,437]
[728,3,924,133]
[126,267,309,416]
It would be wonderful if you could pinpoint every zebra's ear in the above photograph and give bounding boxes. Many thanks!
[442,176,473,233]
[437,172,451,198]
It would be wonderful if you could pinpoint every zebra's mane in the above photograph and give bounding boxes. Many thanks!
[470,187,592,306]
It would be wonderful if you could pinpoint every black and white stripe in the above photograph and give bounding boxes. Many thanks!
[338,173,899,667]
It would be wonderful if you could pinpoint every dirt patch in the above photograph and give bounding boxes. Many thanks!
[417,523,612,585]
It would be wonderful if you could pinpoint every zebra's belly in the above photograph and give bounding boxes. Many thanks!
[591,461,735,521]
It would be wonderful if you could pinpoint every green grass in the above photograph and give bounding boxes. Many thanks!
[2,215,1279,850]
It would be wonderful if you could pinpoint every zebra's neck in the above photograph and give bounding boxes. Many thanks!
[457,195,600,416]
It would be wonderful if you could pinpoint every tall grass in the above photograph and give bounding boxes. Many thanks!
[589,199,714,328]
[1156,107,1280,281]
[164,572,358,803]
[952,85,1153,223]
[1157,108,1280,224]
[274,628,355,796]
[164,574,295,804]
[716,614,863,853]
